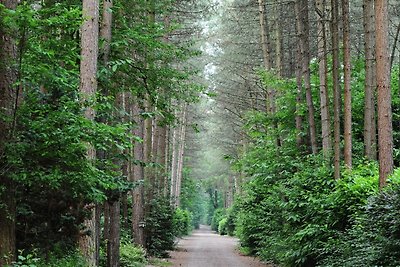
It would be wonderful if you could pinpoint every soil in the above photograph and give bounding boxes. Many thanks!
[149,225,271,267]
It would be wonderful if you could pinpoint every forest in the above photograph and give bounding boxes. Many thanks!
[0,0,400,266]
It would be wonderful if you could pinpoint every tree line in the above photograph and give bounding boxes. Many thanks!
[0,0,207,266]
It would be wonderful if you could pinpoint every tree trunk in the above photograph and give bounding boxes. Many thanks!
[375,0,393,188]
[0,1,18,265]
[175,103,188,207]
[107,200,120,267]
[295,41,304,148]
[170,112,180,206]
[342,0,352,168]
[295,0,318,154]
[79,0,100,265]
[316,0,332,158]
[331,0,341,179]
[363,0,377,160]
[258,0,271,70]
[131,102,145,246]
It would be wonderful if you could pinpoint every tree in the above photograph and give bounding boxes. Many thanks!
[375,0,393,188]
[363,0,377,160]
[295,0,318,154]
[315,0,332,158]
[331,0,341,178]
[78,0,100,265]
[0,0,18,265]
[342,0,352,168]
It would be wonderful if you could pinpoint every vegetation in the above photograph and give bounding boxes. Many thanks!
[1,0,400,266]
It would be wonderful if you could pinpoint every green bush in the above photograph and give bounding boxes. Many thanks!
[320,183,400,267]
[11,250,88,267]
[120,241,147,267]
[173,208,193,237]
[218,218,228,235]
[211,208,226,231]
[236,153,381,266]
[145,197,175,257]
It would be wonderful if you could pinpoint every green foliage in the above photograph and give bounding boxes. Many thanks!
[145,197,175,257]
[120,241,147,267]
[235,141,381,266]
[10,250,87,267]
[180,169,206,229]
[173,208,192,237]
[211,208,226,232]
[218,218,228,235]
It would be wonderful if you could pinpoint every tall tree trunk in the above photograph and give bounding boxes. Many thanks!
[79,0,100,265]
[170,112,180,206]
[316,0,332,158]
[157,125,167,196]
[363,0,377,160]
[175,103,188,207]
[131,103,145,246]
[258,0,271,70]
[100,2,121,266]
[375,0,393,188]
[295,41,304,148]
[342,0,352,168]
[0,1,18,265]
[106,200,120,267]
[331,0,341,179]
[295,0,318,154]
[274,0,283,77]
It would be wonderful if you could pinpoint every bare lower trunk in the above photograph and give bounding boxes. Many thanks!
[107,201,120,267]
[295,0,317,154]
[375,0,393,188]
[0,1,18,265]
[316,0,332,158]
[79,1,99,264]
[342,0,352,168]
[175,103,188,207]
[363,0,377,160]
[131,102,145,246]
[331,0,341,178]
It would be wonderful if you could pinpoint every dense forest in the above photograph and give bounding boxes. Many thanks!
[1,0,400,266]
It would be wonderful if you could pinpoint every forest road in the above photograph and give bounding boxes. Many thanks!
[162,225,270,267]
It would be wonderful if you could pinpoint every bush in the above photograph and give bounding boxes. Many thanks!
[235,155,381,266]
[11,250,88,267]
[173,208,192,237]
[145,197,175,257]
[120,241,147,267]
[211,208,226,232]
[218,218,228,235]
[321,183,400,267]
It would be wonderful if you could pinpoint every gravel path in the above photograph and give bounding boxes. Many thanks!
[164,225,270,267]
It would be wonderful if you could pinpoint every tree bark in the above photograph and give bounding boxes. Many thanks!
[331,0,341,179]
[131,102,145,246]
[107,200,120,267]
[0,1,18,265]
[342,0,352,168]
[295,0,318,154]
[363,0,377,160]
[79,0,100,265]
[175,103,188,207]
[316,0,332,158]
[375,0,393,188]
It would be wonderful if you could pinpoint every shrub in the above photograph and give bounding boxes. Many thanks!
[145,197,175,257]
[173,208,192,237]
[218,218,228,235]
[120,241,147,267]
[211,208,226,231]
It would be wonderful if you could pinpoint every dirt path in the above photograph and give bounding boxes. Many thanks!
[162,225,270,267]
